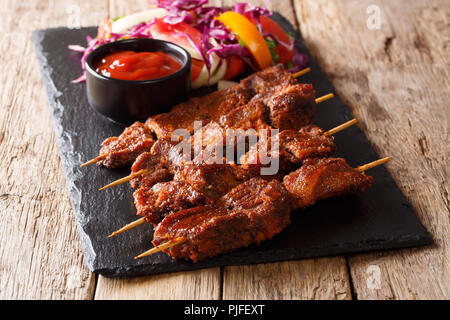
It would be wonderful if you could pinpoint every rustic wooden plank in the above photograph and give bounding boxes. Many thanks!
[0,0,108,300]
[294,0,449,299]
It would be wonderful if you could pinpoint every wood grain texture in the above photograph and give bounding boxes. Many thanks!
[293,0,449,300]
[0,0,107,300]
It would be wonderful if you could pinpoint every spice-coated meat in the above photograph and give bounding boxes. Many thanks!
[173,163,252,199]
[152,178,292,262]
[95,66,317,169]
[283,157,374,210]
[218,100,271,132]
[97,122,155,169]
[134,181,208,224]
[133,163,253,224]
[129,152,172,189]
[146,64,297,138]
[240,124,336,171]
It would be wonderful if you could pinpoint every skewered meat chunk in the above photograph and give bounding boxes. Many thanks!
[220,177,293,213]
[153,178,292,262]
[240,125,336,171]
[283,157,374,210]
[134,181,208,224]
[146,64,297,139]
[97,122,155,169]
[129,152,172,189]
[265,83,316,130]
[129,138,192,189]
[190,120,265,165]
[146,88,251,139]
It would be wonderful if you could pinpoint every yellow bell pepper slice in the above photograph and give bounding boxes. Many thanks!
[216,11,272,70]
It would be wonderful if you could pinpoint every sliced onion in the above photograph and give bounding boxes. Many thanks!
[111,9,169,33]
[191,52,221,89]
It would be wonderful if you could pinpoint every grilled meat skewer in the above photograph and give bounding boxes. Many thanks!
[146,158,378,262]
[282,157,374,210]
[134,163,253,224]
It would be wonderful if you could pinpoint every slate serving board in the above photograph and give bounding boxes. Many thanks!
[32,13,432,277]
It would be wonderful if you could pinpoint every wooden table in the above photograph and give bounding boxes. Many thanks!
[1,0,448,300]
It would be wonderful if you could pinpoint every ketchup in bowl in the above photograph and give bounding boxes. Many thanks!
[95,50,182,81]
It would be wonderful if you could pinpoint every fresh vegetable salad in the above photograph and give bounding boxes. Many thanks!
[69,0,308,88]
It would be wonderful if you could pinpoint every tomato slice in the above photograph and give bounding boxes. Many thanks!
[149,18,204,60]
[259,16,294,64]
[191,58,204,82]
[97,18,112,40]
[223,56,245,80]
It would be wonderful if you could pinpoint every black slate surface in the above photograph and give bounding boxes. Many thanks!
[32,13,432,277]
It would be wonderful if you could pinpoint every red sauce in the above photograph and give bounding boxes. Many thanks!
[96,50,182,81]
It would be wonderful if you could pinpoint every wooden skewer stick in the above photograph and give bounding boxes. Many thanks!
[134,237,186,259]
[108,120,361,236]
[324,118,358,136]
[99,169,148,191]
[101,118,358,192]
[82,68,312,169]
[315,93,334,104]
[108,217,147,238]
[357,157,391,172]
[80,154,108,168]
[292,67,311,78]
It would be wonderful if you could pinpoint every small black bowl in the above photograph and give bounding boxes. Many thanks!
[85,38,191,125]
